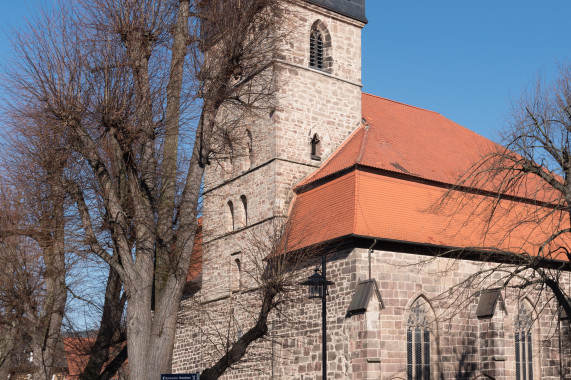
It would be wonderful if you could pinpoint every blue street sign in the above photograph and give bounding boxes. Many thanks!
[161,374,199,380]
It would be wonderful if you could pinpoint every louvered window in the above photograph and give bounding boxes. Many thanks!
[515,302,534,380]
[407,299,431,380]
[309,28,324,70]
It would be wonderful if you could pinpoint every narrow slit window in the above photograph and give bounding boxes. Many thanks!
[231,257,241,291]
[239,195,248,227]
[246,129,253,167]
[226,201,235,232]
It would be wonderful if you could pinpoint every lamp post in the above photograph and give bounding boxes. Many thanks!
[300,254,334,380]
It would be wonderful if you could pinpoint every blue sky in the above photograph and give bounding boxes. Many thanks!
[362,1,571,140]
[1,0,571,141]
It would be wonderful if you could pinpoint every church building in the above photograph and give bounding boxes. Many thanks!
[173,1,571,379]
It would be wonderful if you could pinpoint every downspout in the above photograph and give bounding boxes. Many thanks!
[368,239,378,280]
[558,319,563,380]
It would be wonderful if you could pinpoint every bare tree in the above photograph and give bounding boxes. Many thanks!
[4,0,285,378]
[0,235,45,378]
[433,64,571,321]
[1,74,127,380]
[0,113,70,380]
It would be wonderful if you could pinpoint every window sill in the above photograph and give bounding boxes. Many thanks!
[308,65,331,75]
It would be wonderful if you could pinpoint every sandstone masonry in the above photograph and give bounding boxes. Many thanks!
[172,1,571,379]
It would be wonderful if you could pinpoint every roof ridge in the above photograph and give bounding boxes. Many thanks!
[356,121,369,164]
[362,92,438,114]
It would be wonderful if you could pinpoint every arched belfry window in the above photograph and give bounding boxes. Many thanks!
[514,301,534,380]
[406,298,432,380]
[309,20,332,72]
[309,28,323,69]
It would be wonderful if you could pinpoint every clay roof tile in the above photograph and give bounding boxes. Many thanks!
[287,93,569,258]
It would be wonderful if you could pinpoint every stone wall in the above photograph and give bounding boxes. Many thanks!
[173,244,571,379]
[362,247,570,380]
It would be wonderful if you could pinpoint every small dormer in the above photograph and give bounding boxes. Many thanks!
[305,0,367,24]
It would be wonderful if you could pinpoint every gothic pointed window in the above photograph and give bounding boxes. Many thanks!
[309,27,324,70]
[515,302,534,380]
[406,298,431,380]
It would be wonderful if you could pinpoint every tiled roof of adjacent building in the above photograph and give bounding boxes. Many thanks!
[64,336,126,379]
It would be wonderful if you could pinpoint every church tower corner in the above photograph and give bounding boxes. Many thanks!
[175,2,368,372]
[198,0,367,302]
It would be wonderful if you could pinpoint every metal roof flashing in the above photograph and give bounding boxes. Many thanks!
[476,288,506,319]
[347,278,384,316]
[305,0,368,24]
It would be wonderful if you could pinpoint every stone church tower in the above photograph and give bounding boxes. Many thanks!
[174,2,571,379]
[199,0,367,301]
[173,0,369,375]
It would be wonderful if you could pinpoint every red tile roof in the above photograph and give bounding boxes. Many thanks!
[298,93,497,188]
[64,336,126,379]
[188,93,568,271]
[289,93,568,258]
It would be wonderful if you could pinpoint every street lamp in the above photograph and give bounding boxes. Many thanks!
[300,254,334,380]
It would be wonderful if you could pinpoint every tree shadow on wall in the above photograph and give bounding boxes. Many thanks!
[453,336,478,380]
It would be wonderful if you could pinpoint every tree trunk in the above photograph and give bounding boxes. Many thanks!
[125,272,153,380]
[544,277,571,322]
[80,267,125,380]
[126,272,188,380]
[34,181,67,380]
